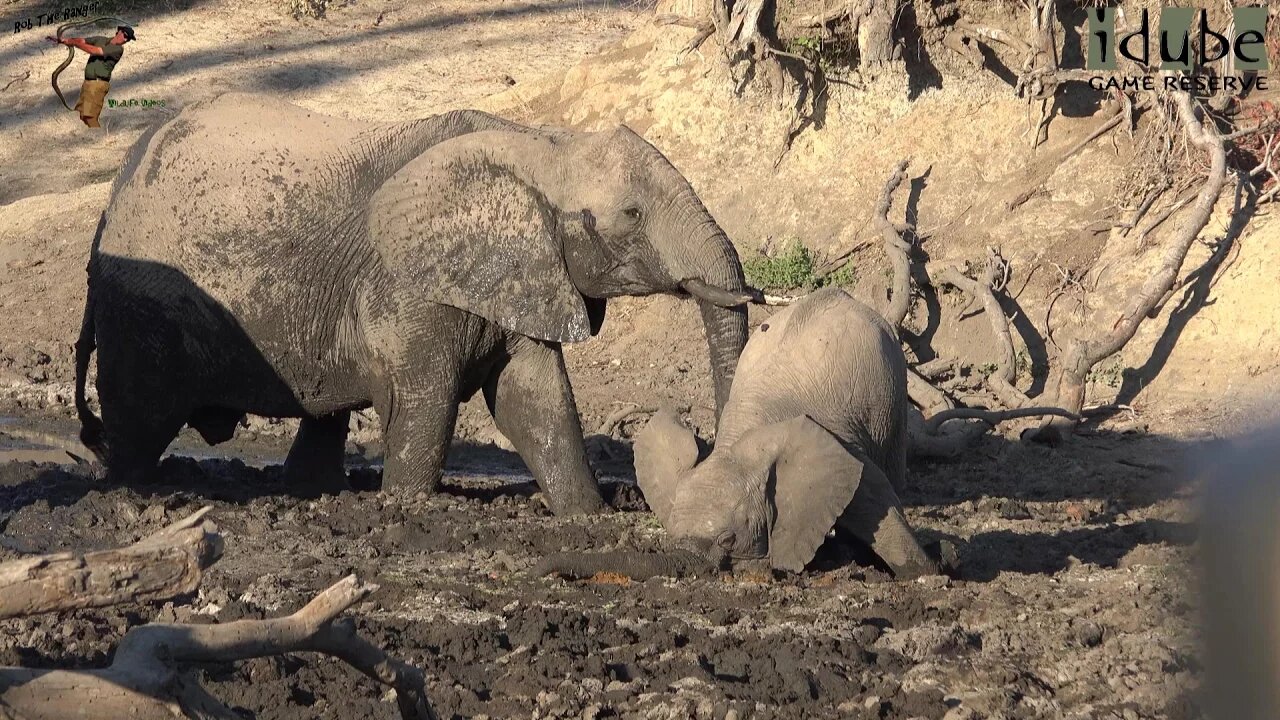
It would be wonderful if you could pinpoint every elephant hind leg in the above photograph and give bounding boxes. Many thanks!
[284,412,351,495]
[94,332,189,485]
[99,400,186,486]
[834,472,938,580]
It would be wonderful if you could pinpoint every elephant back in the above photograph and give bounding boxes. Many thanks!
[93,95,469,360]
[102,93,380,275]
[717,288,907,478]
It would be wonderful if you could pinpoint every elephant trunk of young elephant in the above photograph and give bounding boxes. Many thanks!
[533,546,723,581]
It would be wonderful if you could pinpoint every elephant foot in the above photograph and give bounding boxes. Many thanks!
[544,489,609,516]
[892,539,960,581]
[926,539,961,577]
[284,413,352,496]
[283,455,350,496]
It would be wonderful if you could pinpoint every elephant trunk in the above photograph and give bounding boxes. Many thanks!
[667,218,752,421]
[532,548,719,581]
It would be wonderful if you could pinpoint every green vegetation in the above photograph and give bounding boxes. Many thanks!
[823,262,858,289]
[785,34,853,71]
[743,240,857,292]
[1088,358,1126,388]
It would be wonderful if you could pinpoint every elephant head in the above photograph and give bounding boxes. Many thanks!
[532,408,924,579]
[367,125,756,416]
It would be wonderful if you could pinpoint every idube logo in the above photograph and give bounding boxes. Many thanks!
[1087,6,1270,93]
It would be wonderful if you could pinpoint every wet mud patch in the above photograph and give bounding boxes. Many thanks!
[0,427,1200,718]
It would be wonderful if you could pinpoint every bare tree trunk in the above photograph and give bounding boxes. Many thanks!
[858,0,905,76]
[1042,91,1229,432]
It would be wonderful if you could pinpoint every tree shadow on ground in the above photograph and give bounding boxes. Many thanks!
[1114,183,1257,408]
[1,0,621,137]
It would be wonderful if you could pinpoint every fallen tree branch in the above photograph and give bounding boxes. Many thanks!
[596,403,659,437]
[906,408,985,459]
[0,575,436,720]
[913,357,956,380]
[932,248,1032,410]
[925,406,1079,434]
[0,513,436,720]
[0,507,221,620]
[907,367,955,414]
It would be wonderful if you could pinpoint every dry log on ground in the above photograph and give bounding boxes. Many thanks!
[925,406,1078,434]
[0,514,435,720]
[0,507,221,620]
[907,367,954,415]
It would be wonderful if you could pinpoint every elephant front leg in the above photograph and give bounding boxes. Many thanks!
[376,389,459,497]
[284,412,351,495]
[484,339,606,516]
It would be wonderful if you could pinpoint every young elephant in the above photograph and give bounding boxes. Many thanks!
[536,288,941,579]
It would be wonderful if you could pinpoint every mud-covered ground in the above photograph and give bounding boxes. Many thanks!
[0,415,1203,719]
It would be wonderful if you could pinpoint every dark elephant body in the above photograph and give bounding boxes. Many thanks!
[79,93,753,514]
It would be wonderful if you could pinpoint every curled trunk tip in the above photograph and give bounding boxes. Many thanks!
[532,549,715,581]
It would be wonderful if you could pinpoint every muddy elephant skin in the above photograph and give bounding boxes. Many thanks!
[537,288,941,576]
[75,92,753,516]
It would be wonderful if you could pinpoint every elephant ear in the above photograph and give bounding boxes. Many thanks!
[746,416,868,573]
[368,149,591,343]
[634,407,700,525]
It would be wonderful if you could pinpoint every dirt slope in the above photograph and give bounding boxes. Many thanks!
[479,13,1280,429]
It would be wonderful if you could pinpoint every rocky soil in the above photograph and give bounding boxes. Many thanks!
[0,415,1204,719]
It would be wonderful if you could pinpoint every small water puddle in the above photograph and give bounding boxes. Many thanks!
[0,414,290,468]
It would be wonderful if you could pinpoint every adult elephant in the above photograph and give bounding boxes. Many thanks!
[74,92,754,515]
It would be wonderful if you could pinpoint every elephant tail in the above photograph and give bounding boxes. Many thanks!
[532,549,718,582]
[75,215,107,464]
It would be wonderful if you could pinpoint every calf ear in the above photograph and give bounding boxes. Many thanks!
[368,140,592,344]
[749,416,867,573]
[634,408,700,525]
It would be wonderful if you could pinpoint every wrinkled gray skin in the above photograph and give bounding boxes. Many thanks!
[536,288,940,576]
[74,92,753,516]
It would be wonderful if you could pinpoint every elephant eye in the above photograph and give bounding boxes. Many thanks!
[716,530,736,550]
[623,206,642,221]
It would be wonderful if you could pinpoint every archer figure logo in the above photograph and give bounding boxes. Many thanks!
[1087,6,1270,92]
